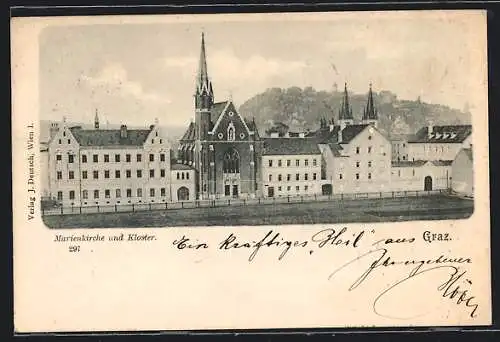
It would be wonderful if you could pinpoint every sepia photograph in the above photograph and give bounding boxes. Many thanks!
[12,10,491,332]
[38,15,474,228]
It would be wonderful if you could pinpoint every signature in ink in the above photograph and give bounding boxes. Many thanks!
[328,248,478,319]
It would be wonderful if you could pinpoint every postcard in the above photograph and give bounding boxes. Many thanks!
[12,10,491,332]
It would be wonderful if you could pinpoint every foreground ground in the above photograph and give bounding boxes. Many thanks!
[43,195,474,228]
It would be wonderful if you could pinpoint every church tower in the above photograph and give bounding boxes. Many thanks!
[338,82,354,130]
[94,109,100,129]
[194,32,214,141]
[362,83,378,128]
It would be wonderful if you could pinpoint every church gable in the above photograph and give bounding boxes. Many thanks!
[210,102,251,141]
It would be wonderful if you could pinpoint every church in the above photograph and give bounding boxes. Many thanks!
[177,34,262,199]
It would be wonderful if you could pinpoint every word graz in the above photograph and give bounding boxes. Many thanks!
[172,228,375,262]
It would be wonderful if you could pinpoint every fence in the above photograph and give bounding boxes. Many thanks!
[41,189,449,216]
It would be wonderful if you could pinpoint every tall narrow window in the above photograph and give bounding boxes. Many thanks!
[68,155,74,163]
[227,123,235,141]
[223,148,240,173]
[82,190,88,199]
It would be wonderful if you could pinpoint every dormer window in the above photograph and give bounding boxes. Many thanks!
[227,122,235,141]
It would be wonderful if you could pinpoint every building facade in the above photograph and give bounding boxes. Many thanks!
[177,33,262,199]
[261,138,324,197]
[47,116,172,207]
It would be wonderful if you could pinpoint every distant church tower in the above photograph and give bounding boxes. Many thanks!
[362,83,378,128]
[338,82,354,130]
[94,109,100,129]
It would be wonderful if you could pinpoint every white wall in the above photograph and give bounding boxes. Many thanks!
[262,154,323,197]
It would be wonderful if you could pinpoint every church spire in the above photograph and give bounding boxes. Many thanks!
[363,83,378,121]
[362,83,378,127]
[195,32,214,110]
[94,108,99,129]
[338,83,354,131]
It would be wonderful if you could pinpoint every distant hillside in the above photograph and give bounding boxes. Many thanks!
[237,87,471,137]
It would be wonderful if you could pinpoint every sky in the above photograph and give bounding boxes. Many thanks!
[39,11,485,128]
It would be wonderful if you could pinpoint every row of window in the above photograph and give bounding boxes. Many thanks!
[355,161,374,168]
[355,146,373,154]
[57,187,168,201]
[268,158,318,168]
[56,169,168,180]
[56,153,167,163]
[339,173,373,180]
[268,173,318,182]
[273,185,311,193]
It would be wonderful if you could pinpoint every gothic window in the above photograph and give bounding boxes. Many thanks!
[223,148,240,173]
[227,122,236,141]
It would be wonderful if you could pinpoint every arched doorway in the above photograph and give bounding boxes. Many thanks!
[424,176,433,191]
[177,187,189,201]
[322,184,332,195]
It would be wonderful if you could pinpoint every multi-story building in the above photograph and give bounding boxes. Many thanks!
[261,138,323,197]
[311,83,392,194]
[406,124,472,161]
[47,114,172,207]
[177,33,262,199]
[390,124,471,192]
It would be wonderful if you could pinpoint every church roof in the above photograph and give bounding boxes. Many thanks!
[262,137,321,156]
[210,101,229,125]
[180,122,196,142]
[408,125,472,143]
[69,127,152,147]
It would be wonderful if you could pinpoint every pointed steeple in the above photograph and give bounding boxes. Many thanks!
[363,83,378,121]
[197,32,208,89]
[94,108,99,129]
[338,82,354,132]
[195,32,214,110]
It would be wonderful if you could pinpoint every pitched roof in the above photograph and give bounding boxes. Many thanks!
[69,127,152,147]
[262,137,321,156]
[210,101,229,125]
[328,143,345,157]
[180,122,196,141]
[340,124,369,143]
[408,125,472,143]
[307,124,369,144]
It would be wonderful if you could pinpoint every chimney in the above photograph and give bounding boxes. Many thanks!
[120,125,127,139]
